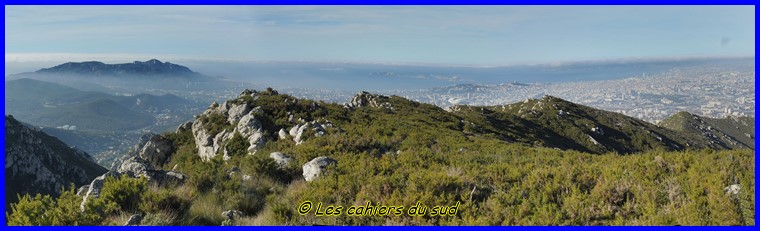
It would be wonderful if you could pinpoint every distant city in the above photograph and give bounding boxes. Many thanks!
[282,64,754,124]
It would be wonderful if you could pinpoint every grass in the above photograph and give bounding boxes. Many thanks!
[187,192,226,225]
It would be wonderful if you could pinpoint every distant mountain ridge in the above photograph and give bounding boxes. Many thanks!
[35,59,204,79]
[7,59,243,93]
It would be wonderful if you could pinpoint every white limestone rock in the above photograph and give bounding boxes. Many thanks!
[270,152,295,169]
[302,156,337,182]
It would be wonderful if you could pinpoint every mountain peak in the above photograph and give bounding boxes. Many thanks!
[145,59,163,64]
[540,94,564,102]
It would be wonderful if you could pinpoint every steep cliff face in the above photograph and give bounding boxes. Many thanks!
[5,115,107,206]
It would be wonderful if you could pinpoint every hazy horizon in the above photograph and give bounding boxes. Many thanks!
[6,6,754,68]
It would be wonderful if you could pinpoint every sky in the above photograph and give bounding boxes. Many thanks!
[4,5,755,66]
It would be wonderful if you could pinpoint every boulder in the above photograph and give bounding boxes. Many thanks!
[124,214,143,226]
[289,124,301,137]
[270,152,294,169]
[246,132,266,154]
[724,184,741,195]
[118,156,154,178]
[278,128,289,140]
[294,124,308,144]
[139,135,174,168]
[302,156,337,182]
[154,171,187,186]
[222,210,244,220]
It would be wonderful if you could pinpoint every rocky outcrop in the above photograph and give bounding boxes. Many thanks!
[5,115,107,206]
[111,155,186,188]
[214,129,236,159]
[118,156,153,178]
[192,114,220,161]
[270,152,294,169]
[289,121,328,145]
[345,91,393,111]
[227,103,252,125]
[302,156,338,182]
[108,133,154,173]
[139,135,175,168]
[236,113,266,154]
[192,97,268,161]
[176,121,193,133]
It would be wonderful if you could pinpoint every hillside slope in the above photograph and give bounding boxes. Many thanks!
[6,90,754,226]
[6,78,195,131]
[5,115,108,207]
[659,111,754,149]
[449,95,731,154]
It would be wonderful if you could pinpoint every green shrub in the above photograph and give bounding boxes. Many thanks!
[98,175,148,214]
[7,186,104,226]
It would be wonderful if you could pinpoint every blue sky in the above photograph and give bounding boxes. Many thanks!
[4,6,755,66]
